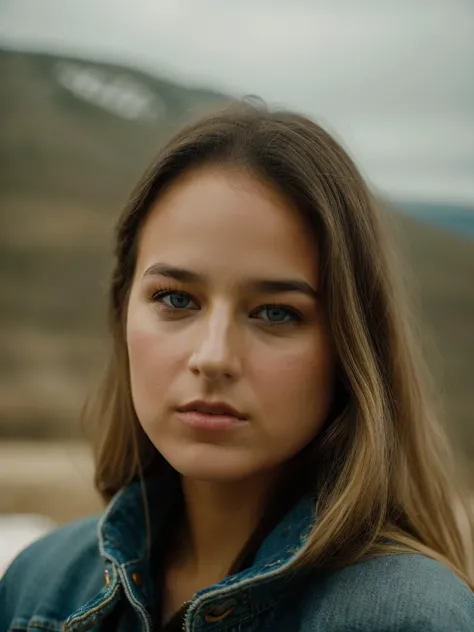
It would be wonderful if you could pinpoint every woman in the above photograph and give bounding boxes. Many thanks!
[1,101,473,631]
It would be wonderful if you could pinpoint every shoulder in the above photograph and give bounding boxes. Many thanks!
[2,514,101,581]
[299,553,474,631]
[0,515,104,628]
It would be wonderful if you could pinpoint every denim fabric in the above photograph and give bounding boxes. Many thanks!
[1,471,473,631]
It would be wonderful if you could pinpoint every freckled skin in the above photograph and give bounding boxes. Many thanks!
[126,167,335,482]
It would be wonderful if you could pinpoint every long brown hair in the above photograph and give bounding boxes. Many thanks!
[84,100,474,588]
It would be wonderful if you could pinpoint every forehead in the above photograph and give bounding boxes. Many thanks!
[136,167,319,285]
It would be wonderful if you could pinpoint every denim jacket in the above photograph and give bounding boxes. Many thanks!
[1,470,473,632]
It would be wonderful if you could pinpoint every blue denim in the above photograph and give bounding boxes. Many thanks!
[1,471,473,631]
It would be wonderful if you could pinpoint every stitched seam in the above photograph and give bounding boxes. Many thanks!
[14,618,64,632]
[117,565,152,632]
[64,583,120,630]
[122,556,147,568]
[185,544,308,627]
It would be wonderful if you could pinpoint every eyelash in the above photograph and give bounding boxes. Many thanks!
[150,287,303,326]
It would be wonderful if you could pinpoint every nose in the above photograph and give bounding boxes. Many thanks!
[187,305,241,382]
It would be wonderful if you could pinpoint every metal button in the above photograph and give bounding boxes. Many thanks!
[204,598,237,623]
[104,569,111,587]
[132,571,143,586]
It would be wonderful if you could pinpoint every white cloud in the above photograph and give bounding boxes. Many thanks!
[0,0,473,204]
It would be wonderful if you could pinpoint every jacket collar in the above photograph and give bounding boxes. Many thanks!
[98,467,316,576]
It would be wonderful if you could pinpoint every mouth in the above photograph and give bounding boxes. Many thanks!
[177,400,247,420]
[176,399,248,430]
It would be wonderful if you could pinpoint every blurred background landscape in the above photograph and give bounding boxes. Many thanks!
[0,0,473,569]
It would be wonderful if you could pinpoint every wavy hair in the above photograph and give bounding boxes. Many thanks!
[84,100,474,589]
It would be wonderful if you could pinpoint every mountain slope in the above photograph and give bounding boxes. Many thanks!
[0,49,473,466]
[396,201,474,238]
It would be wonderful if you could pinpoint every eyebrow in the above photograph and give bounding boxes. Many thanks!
[143,263,319,300]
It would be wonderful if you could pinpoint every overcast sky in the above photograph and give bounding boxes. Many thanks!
[1,0,473,205]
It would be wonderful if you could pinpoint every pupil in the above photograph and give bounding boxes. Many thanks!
[170,293,189,308]
[268,307,285,321]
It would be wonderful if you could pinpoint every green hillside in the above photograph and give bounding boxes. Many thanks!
[1,50,473,468]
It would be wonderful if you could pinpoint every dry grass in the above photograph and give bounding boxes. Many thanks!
[0,441,102,523]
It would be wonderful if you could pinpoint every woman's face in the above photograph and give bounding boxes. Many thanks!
[127,167,335,482]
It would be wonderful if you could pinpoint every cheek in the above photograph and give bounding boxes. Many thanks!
[126,306,182,402]
[128,327,183,375]
[127,308,157,369]
[250,338,335,430]
[252,335,333,393]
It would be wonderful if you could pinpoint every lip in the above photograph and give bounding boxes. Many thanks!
[177,399,247,420]
[176,410,248,431]
[176,399,248,431]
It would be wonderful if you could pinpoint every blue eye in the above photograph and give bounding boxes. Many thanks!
[256,305,301,325]
[151,290,302,326]
[152,290,196,309]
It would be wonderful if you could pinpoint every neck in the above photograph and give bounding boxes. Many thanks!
[175,472,278,583]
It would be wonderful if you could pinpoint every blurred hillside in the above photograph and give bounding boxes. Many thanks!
[397,201,474,238]
[1,49,474,468]
[0,49,226,440]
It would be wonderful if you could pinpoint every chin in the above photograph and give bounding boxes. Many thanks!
[160,444,265,483]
